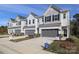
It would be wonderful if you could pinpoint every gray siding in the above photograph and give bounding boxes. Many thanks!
[39,22,61,28]
[24,26,35,29]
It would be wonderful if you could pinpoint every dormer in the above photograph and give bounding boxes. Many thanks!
[27,12,39,26]
[16,15,26,21]
[43,5,63,23]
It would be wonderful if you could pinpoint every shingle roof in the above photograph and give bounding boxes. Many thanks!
[30,12,39,19]
[10,18,17,22]
[39,16,44,18]
[17,15,26,19]
[49,4,63,12]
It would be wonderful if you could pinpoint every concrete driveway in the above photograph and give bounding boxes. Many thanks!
[0,37,53,54]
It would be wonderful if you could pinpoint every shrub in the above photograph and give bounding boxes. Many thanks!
[34,33,40,37]
[28,35,34,38]
[66,38,74,43]
[46,40,77,54]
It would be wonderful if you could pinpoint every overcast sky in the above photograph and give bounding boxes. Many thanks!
[0,4,79,26]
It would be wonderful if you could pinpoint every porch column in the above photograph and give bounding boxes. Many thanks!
[67,25,70,38]
[51,15,52,22]
[43,16,45,24]
[35,19,38,34]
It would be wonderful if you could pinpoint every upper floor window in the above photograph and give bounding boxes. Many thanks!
[29,20,31,24]
[54,15,58,21]
[38,19,39,23]
[52,14,60,21]
[33,19,35,24]
[63,13,66,19]
[55,14,60,21]
[17,21,21,25]
[45,16,51,22]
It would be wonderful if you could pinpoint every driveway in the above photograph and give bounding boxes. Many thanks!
[0,37,53,54]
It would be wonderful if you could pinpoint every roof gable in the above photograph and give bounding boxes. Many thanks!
[44,4,63,16]
[27,12,39,19]
[49,4,62,12]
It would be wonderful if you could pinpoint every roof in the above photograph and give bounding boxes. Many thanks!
[30,12,39,19]
[17,15,26,19]
[10,18,17,22]
[31,12,38,16]
[49,4,63,12]
[49,4,69,13]
[39,16,44,18]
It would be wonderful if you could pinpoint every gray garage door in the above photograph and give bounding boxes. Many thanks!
[15,30,21,35]
[25,30,35,35]
[42,29,59,37]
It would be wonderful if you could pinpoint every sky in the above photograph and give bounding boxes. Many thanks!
[0,4,79,26]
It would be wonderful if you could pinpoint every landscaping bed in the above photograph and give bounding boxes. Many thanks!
[45,36,79,54]
[10,35,34,42]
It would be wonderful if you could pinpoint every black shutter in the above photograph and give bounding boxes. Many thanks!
[52,15,54,21]
[58,14,60,21]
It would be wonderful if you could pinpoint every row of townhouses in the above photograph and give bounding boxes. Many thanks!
[8,4,70,38]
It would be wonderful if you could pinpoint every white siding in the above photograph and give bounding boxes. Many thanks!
[44,8,59,16]
[60,11,70,26]
[39,17,44,24]
[21,21,26,33]
[16,16,20,21]
[27,14,36,26]
[26,14,39,34]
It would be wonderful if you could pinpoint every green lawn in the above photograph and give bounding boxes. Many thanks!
[71,36,79,52]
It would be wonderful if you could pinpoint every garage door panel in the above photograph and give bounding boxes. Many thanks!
[42,29,58,37]
[25,30,35,35]
[15,30,21,35]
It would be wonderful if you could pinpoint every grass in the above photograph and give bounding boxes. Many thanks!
[71,36,79,53]
[45,36,79,54]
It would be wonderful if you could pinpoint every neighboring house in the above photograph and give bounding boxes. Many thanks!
[8,4,70,38]
[8,15,26,35]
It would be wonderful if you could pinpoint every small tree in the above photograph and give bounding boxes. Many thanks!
[71,14,79,37]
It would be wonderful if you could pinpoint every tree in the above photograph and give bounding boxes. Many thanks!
[71,14,79,37]
[0,26,7,34]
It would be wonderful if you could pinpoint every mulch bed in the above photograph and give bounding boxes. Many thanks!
[10,36,34,42]
[46,39,78,54]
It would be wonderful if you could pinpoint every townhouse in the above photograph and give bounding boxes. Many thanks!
[8,4,70,38]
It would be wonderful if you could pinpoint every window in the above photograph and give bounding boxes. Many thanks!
[54,15,58,21]
[45,16,51,22]
[29,20,31,24]
[33,19,35,24]
[63,13,66,19]
[52,14,60,21]
[38,19,39,23]
[17,21,21,25]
